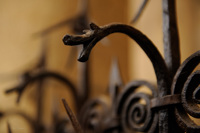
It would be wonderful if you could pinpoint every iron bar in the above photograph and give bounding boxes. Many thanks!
[150,94,181,109]
[162,0,180,78]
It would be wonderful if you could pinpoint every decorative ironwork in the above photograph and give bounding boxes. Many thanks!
[0,0,199,133]
[62,0,200,133]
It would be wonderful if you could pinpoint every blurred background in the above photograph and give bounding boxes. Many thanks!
[0,0,199,132]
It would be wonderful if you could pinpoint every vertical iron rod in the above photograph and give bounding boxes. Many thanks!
[162,0,180,78]
[161,0,181,133]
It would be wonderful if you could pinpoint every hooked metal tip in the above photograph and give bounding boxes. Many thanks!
[78,45,90,62]
[62,35,71,45]
[78,54,88,62]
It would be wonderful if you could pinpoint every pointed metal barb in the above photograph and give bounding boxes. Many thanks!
[131,0,149,23]
[7,122,12,133]
[52,99,72,133]
[109,58,123,104]
[62,99,84,133]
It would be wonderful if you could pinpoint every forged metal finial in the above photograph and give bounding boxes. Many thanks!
[63,23,102,62]
[62,22,170,89]
[62,23,171,119]
[109,58,123,103]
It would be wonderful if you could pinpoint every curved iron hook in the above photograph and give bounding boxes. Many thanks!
[63,23,171,96]
[5,71,80,110]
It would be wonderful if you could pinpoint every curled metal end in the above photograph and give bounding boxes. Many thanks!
[63,23,101,62]
[193,87,200,104]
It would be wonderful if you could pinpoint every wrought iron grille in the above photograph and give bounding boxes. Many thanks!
[1,0,200,133]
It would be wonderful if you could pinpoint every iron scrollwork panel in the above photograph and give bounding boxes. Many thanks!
[62,22,200,132]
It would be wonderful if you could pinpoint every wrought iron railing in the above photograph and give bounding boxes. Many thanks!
[62,0,200,132]
[1,0,199,133]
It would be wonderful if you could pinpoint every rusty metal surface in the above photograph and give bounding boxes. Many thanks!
[150,94,181,109]
[1,0,200,133]
[161,0,181,132]
[171,51,200,132]
[62,2,200,132]
[162,0,180,78]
